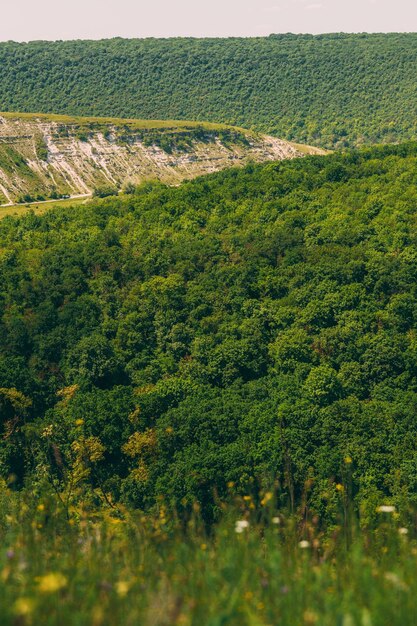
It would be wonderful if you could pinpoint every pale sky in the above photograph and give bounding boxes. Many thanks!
[1,0,417,41]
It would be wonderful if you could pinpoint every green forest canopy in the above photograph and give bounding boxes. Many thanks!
[1,142,417,521]
[0,34,416,149]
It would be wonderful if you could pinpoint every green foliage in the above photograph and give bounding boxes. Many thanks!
[35,136,49,161]
[92,185,119,198]
[1,143,417,521]
[122,182,137,195]
[0,34,416,148]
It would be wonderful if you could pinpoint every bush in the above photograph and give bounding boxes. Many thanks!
[92,185,119,198]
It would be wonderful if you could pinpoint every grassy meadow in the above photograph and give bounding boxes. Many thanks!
[0,197,92,220]
[0,111,238,134]
[1,483,417,626]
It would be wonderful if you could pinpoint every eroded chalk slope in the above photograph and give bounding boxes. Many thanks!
[0,113,323,204]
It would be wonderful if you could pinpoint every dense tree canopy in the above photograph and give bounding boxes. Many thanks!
[1,143,417,520]
[0,34,416,148]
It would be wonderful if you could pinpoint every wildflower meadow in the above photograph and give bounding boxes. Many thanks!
[1,482,417,626]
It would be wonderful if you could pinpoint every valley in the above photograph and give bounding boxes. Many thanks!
[1,25,417,626]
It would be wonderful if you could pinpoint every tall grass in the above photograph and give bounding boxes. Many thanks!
[1,485,416,626]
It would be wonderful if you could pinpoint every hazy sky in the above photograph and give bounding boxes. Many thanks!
[1,0,417,41]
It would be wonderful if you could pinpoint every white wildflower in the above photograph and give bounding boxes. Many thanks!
[272,516,281,524]
[299,540,310,549]
[384,572,409,591]
[235,520,250,533]
[398,527,409,535]
[376,505,396,513]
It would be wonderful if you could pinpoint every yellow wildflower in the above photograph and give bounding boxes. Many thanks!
[14,597,35,617]
[115,580,131,597]
[37,572,68,593]
[92,605,104,626]
[261,491,273,506]
[304,610,318,624]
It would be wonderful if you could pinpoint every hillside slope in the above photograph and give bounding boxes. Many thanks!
[0,112,315,204]
[1,142,417,518]
[0,34,416,148]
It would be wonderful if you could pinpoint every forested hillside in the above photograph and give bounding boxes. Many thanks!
[1,143,417,521]
[0,34,416,149]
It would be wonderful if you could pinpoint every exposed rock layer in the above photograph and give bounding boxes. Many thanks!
[0,114,324,205]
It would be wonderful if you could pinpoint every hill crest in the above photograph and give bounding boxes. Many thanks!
[0,35,415,148]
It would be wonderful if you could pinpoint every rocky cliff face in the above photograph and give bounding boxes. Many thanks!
[0,113,323,205]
